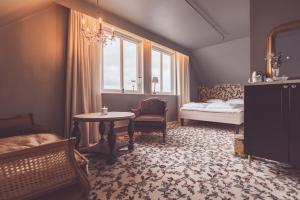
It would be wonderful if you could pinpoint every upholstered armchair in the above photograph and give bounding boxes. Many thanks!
[131,98,168,142]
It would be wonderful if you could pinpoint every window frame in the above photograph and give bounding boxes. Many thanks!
[101,30,143,94]
[151,45,175,95]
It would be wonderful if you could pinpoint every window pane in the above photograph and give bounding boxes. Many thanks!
[162,53,172,92]
[123,40,138,91]
[151,50,161,92]
[103,37,121,90]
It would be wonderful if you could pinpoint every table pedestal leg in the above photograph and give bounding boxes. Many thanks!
[72,121,81,150]
[107,121,117,164]
[128,119,134,150]
[99,121,105,142]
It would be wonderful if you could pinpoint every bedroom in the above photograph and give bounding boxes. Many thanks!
[0,0,300,199]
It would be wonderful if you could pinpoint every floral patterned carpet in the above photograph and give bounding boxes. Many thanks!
[87,123,300,200]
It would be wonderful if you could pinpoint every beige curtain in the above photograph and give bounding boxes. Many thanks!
[64,10,102,147]
[177,53,190,110]
[143,40,152,94]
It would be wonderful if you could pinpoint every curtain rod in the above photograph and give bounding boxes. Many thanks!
[184,0,225,41]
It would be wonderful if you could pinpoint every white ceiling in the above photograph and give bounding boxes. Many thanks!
[0,0,52,28]
[84,0,250,50]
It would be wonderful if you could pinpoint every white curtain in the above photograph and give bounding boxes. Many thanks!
[177,53,190,110]
[64,10,102,147]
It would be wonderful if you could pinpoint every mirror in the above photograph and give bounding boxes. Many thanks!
[266,20,300,77]
[276,28,300,77]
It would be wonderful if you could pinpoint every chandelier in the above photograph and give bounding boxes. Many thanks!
[80,0,115,45]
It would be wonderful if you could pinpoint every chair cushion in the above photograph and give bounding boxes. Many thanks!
[0,133,61,154]
[135,115,164,122]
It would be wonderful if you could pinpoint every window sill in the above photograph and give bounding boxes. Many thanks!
[150,93,177,96]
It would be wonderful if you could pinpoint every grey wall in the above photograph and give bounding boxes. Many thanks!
[189,58,201,101]
[192,37,250,85]
[102,94,177,122]
[0,4,68,134]
[250,0,300,73]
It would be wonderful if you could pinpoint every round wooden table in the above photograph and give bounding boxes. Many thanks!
[72,112,135,164]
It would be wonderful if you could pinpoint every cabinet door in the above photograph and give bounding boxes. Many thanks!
[245,84,289,163]
[289,84,300,166]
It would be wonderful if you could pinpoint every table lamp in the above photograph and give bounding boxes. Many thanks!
[152,76,159,94]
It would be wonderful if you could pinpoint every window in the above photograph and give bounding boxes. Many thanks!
[123,40,138,91]
[151,46,174,94]
[103,38,121,90]
[102,33,142,93]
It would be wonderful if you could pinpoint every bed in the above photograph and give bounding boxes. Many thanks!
[179,84,244,133]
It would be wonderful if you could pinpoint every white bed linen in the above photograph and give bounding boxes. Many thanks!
[179,109,244,125]
[181,102,243,113]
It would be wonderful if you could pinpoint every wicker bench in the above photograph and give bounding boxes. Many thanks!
[0,114,90,200]
[0,138,90,200]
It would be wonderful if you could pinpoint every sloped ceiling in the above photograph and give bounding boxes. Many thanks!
[84,0,250,50]
[0,0,53,28]
[0,0,249,50]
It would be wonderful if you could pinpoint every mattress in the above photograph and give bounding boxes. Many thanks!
[181,106,243,113]
[179,102,244,125]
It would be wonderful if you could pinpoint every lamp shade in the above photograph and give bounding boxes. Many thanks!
[152,76,159,83]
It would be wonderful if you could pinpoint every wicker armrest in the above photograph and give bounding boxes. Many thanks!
[0,138,90,200]
[74,149,89,175]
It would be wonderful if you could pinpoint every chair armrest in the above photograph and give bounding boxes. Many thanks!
[164,108,168,116]
[163,108,168,122]
[131,108,141,117]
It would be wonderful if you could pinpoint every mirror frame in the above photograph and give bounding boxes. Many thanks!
[266,19,300,77]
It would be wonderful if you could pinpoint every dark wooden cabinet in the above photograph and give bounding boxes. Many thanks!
[245,83,300,166]
[289,84,300,166]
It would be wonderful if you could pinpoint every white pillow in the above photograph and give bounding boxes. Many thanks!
[206,99,224,103]
[206,102,232,109]
[226,98,244,105]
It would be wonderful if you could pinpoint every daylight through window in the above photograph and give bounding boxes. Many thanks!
[151,46,174,94]
[102,34,141,93]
